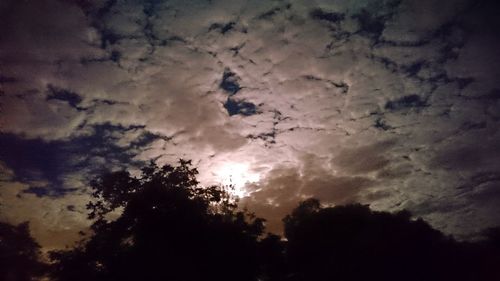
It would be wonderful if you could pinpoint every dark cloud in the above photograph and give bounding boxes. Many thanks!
[220,68,241,95]
[0,75,17,84]
[0,124,161,196]
[353,9,388,39]
[310,8,345,24]
[374,118,393,131]
[46,85,83,109]
[257,4,291,20]
[224,98,258,116]
[385,94,428,111]
[0,134,65,186]
[209,22,236,35]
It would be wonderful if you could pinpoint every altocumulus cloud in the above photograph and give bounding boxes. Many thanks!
[1,0,500,248]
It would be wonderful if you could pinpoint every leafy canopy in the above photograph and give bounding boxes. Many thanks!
[51,160,265,281]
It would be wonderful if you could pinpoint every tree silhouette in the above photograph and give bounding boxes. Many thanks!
[468,226,500,280]
[257,233,288,281]
[47,160,500,281]
[50,160,265,281]
[282,199,484,281]
[0,221,45,281]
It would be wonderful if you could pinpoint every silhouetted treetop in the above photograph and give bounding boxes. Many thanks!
[0,221,45,281]
[51,160,265,281]
[87,160,228,220]
[48,161,500,281]
[283,200,466,281]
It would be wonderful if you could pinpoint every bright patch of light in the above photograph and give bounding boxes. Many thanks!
[214,162,260,198]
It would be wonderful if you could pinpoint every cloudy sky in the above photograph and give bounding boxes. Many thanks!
[1,0,500,250]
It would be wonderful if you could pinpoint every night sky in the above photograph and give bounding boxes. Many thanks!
[1,0,500,250]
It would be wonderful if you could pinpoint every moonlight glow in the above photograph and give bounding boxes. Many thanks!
[214,162,260,198]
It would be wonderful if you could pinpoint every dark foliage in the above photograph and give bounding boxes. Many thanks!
[283,199,500,281]
[0,222,45,281]
[34,159,500,281]
[50,160,265,281]
[258,233,288,281]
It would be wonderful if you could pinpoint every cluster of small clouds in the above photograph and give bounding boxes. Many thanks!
[1,0,500,248]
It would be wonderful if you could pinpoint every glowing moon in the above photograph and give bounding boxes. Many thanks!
[214,162,260,197]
